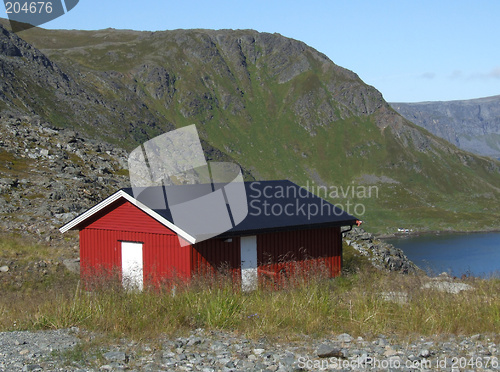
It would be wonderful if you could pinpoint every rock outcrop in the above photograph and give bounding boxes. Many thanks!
[343,226,419,274]
[391,95,500,159]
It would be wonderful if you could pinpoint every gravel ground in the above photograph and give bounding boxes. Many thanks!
[0,328,498,371]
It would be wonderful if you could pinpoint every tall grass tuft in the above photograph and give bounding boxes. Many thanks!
[1,255,499,341]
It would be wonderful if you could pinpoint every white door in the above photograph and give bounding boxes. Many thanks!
[241,235,257,291]
[121,241,144,291]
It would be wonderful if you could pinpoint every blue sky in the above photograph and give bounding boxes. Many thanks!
[2,0,499,102]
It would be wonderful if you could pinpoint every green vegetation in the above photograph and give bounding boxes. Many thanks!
[3,26,500,234]
[0,149,33,176]
[0,234,70,265]
[3,265,498,341]
[1,236,498,341]
[0,235,79,292]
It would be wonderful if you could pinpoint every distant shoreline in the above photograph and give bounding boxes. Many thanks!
[376,228,500,240]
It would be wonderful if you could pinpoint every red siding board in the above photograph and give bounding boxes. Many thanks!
[82,199,175,235]
[257,227,342,280]
[80,228,191,286]
[191,237,241,278]
[80,228,121,282]
[191,227,342,286]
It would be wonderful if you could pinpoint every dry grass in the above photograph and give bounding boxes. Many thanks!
[1,267,498,341]
[0,236,499,341]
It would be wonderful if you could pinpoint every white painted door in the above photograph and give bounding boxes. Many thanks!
[121,241,144,291]
[241,236,257,291]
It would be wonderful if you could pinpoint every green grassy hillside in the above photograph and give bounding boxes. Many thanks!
[2,23,500,233]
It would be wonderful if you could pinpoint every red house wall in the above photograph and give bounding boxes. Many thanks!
[257,227,342,279]
[81,199,173,234]
[190,227,342,282]
[79,200,191,285]
[78,198,343,287]
[191,237,241,278]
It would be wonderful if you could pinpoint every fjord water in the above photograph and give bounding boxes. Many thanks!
[386,232,500,277]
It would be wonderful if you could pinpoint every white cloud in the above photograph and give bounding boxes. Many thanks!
[488,67,500,78]
[449,70,463,79]
[468,66,500,80]
[420,72,436,79]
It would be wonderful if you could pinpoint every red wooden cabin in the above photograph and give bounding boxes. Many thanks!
[60,180,358,290]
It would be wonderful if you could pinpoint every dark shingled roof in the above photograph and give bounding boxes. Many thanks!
[121,180,358,237]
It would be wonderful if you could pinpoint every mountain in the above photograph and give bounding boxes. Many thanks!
[390,96,500,159]
[1,20,500,235]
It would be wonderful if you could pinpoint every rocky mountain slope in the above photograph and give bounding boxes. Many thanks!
[390,95,500,159]
[1,20,500,234]
[0,113,130,241]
